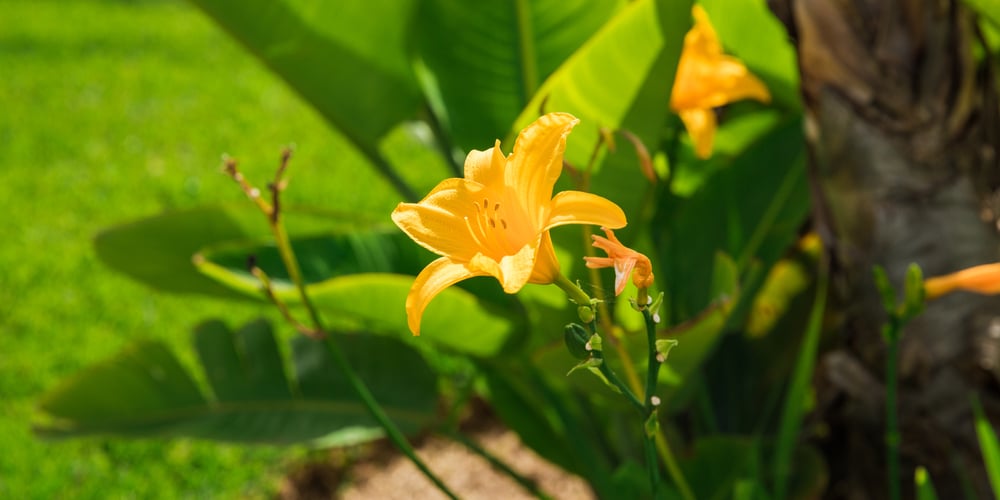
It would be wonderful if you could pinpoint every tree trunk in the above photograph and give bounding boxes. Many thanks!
[770,0,1000,497]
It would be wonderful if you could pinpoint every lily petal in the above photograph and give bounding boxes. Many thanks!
[678,108,717,159]
[529,232,562,285]
[406,257,483,335]
[464,141,506,186]
[495,241,540,293]
[391,178,487,260]
[545,190,628,230]
[506,112,580,225]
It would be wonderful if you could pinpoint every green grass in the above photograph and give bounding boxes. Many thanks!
[0,0,419,496]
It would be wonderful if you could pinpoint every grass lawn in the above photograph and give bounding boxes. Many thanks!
[0,0,415,496]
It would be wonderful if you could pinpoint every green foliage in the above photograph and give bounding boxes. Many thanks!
[188,0,422,151]
[416,0,623,152]
[36,319,438,445]
[27,0,980,496]
[915,466,940,500]
[656,116,809,321]
[974,398,1000,499]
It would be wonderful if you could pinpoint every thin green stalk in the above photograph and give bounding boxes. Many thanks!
[886,321,901,500]
[260,178,455,498]
[643,308,694,500]
[642,308,663,498]
[773,256,829,500]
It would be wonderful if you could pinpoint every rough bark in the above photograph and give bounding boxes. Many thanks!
[771,0,1000,497]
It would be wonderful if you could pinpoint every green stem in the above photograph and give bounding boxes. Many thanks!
[642,307,695,500]
[269,215,457,499]
[553,272,592,307]
[886,319,901,500]
[592,349,644,412]
[642,307,662,497]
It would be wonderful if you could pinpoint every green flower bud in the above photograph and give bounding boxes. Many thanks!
[577,304,595,324]
[564,323,591,360]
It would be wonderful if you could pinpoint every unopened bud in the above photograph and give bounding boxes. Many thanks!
[564,323,591,360]
[577,305,595,324]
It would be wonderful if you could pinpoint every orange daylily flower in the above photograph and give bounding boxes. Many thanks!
[670,5,771,159]
[392,113,628,335]
[924,263,1000,300]
[584,227,654,296]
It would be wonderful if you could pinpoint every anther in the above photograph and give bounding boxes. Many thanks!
[494,203,500,212]
[489,219,496,228]
[483,199,489,209]
[501,219,508,229]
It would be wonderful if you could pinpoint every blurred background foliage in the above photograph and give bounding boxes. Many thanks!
[3,0,999,498]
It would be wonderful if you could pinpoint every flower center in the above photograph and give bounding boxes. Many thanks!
[464,196,515,257]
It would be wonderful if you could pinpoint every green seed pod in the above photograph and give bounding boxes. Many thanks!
[564,323,591,360]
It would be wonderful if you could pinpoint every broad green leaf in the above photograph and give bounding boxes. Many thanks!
[193,230,427,300]
[511,0,690,172]
[309,274,527,358]
[95,204,385,299]
[36,319,438,445]
[415,0,623,151]
[189,0,421,150]
[699,0,801,110]
[655,116,808,321]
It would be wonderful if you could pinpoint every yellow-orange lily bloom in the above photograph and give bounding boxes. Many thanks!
[584,227,654,296]
[924,263,1000,300]
[670,5,771,159]
[392,113,628,335]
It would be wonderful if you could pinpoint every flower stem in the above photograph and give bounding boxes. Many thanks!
[270,218,458,500]
[233,155,457,499]
[885,318,901,500]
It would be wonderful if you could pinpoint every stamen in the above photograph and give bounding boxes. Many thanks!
[483,198,489,209]
[494,203,500,212]
[464,216,486,247]
[501,219,507,229]
[489,219,496,228]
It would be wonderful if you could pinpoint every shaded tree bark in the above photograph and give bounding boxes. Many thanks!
[770,0,1000,497]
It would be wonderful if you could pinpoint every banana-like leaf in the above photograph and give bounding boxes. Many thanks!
[189,0,421,150]
[193,231,428,300]
[35,319,438,445]
[308,274,528,358]
[94,204,384,300]
[415,0,623,151]
[510,0,690,173]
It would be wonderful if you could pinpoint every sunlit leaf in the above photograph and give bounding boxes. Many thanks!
[309,274,528,358]
[189,0,421,149]
[415,0,622,152]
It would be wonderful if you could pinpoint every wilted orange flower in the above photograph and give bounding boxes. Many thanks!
[670,5,771,159]
[584,227,654,296]
[924,263,1000,300]
[392,113,627,335]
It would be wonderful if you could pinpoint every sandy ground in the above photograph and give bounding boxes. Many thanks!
[279,426,595,499]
